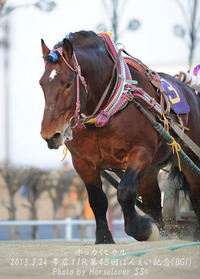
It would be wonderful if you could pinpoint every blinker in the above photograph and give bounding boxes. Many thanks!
[48,52,58,62]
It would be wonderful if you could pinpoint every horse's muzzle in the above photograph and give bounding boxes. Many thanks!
[43,132,63,149]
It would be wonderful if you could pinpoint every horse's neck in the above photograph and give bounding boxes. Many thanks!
[78,50,114,115]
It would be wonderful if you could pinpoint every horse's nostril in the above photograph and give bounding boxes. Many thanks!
[53,132,61,141]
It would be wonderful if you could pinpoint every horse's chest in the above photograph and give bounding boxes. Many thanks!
[99,145,129,169]
[69,130,129,170]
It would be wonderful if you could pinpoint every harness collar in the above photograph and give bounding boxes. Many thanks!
[79,32,139,128]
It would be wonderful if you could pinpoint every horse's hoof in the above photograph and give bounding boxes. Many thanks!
[146,223,160,241]
[95,232,115,244]
[95,238,115,244]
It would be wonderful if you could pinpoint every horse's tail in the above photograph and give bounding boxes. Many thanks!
[168,166,190,201]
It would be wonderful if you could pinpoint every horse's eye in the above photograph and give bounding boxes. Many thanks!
[65,83,72,89]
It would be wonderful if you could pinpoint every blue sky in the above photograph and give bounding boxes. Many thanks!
[0,0,199,168]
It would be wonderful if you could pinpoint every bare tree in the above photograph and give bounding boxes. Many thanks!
[0,0,56,20]
[0,165,23,239]
[99,0,140,42]
[45,169,74,219]
[21,167,47,239]
[44,168,85,238]
[173,0,200,69]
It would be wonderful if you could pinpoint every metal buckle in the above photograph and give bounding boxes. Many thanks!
[123,89,134,101]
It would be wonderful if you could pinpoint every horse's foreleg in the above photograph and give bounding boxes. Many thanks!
[86,184,115,244]
[117,148,159,241]
[72,156,114,244]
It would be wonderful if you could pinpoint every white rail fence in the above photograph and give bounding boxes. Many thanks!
[0,219,125,241]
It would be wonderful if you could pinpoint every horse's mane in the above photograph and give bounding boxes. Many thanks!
[69,30,103,49]
[45,31,105,64]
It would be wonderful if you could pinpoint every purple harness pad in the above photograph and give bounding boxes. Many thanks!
[160,77,190,114]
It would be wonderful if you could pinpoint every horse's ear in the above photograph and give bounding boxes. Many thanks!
[41,39,50,58]
[62,38,73,62]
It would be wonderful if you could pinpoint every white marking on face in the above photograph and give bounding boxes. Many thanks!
[49,69,57,81]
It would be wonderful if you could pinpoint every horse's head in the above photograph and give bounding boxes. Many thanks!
[40,37,86,149]
[40,31,115,149]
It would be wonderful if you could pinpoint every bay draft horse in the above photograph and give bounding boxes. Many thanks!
[40,30,200,243]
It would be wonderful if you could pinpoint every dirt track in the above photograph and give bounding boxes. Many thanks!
[0,240,199,279]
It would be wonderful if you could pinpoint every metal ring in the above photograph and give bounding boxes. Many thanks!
[69,116,78,129]
[116,42,125,51]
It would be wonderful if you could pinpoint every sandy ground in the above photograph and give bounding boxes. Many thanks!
[0,239,199,279]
